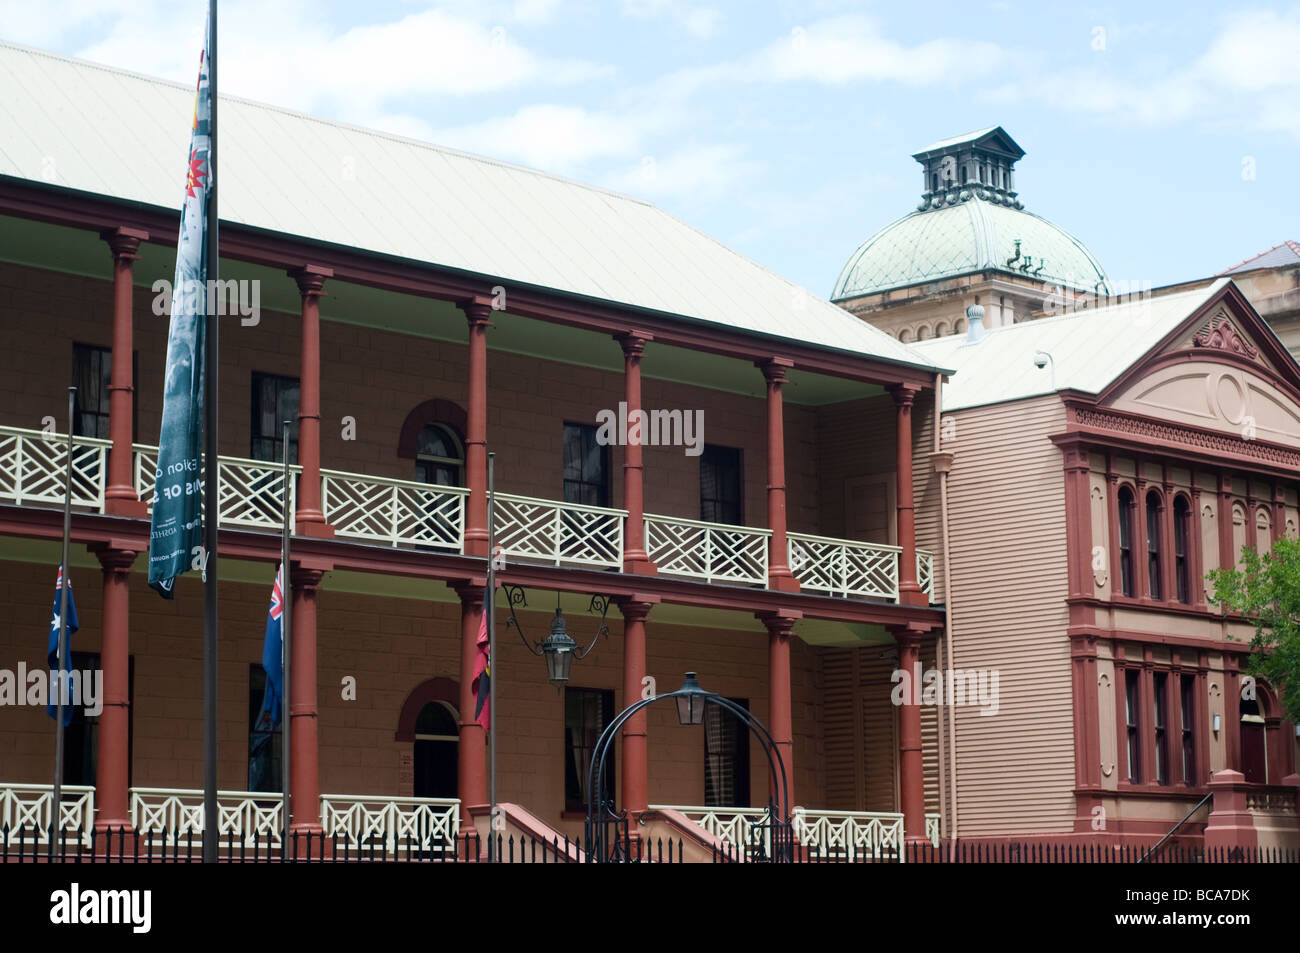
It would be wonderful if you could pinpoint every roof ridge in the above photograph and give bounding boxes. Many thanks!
[1217,240,1300,275]
[0,38,658,210]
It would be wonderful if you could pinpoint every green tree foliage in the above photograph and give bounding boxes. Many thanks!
[1208,537,1300,725]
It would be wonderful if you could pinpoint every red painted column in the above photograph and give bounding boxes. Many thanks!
[760,611,799,814]
[101,227,149,517]
[1272,485,1285,545]
[91,545,136,830]
[619,598,657,815]
[461,299,493,558]
[617,332,656,574]
[1190,475,1207,610]
[759,358,798,592]
[1062,443,1093,601]
[290,265,333,536]
[893,625,927,838]
[454,581,488,818]
[1134,469,1150,600]
[289,565,325,833]
[890,385,926,606]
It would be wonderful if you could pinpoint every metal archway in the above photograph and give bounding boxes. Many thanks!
[583,674,793,863]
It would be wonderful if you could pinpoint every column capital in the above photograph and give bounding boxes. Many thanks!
[99,226,149,261]
[756,356,794,382]
[90,545,138,575]
[617,595,659,621]
[289,264,332,297]
[887,382,924,407]
[290,565,327,591]
[615,330,654,357]
[459,296,496,326]
[451,578,489,606]
[888,620,932,646]
[756,608,800,636]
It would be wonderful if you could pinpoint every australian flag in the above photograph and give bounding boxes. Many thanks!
[46,565,79,725]
[259,564,285,729]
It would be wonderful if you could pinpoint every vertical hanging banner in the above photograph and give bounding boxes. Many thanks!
[148,23,213,598]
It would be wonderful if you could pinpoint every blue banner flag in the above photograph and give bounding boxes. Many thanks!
[147,20,213,598]
[46,565,79,725]
[259,564,285,729]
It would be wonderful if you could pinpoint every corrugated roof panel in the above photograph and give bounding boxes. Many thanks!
[911,279,1229,411]
[0,40,939,371]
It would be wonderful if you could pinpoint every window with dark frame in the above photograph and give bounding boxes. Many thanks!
[1118,487,1136,597]
[1146,490,1163,601]
[414,423,464,487]
[71,344,112,439]
[564,687,614,812]
[700,444,742,525]
[563,423,609,507]
[250,373,300,464]
[1125,669,1141,783]
[1180,675,1197,786]
[248,664,283,793]
[704,697,750,808]
[1153,671,1169,786]
[1173,496,1191,604]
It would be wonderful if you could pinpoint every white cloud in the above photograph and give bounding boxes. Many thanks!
[622,0,724,38]
[602,143,754,198]
[434,104,652,173]
[1197,9,1300,91]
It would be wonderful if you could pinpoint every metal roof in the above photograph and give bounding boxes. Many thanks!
[909,279,1230,411]
[911,126,1023,159]
[0,41,940,373]
[832,195,1110,299]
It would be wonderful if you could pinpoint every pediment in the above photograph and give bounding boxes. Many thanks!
[1163,305,1280,375]
[1108,360,1300,444]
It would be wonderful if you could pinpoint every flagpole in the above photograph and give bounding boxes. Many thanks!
[52,385,75,839]
[487,451,496,863]
[201,0,220,864]
[280,419,292,856]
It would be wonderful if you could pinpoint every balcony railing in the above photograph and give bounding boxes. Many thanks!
[0,427,108,511]
[645,514,771,586]
[0,426,935,605]
[125,787,459,853]
[0,783,96,846]
[653,805,941,860]
[495,493,625,569]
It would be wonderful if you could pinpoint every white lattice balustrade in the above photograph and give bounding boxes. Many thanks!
[323,470,465,549]
[0,427,108,511]
[788,532,900,599]
[319,794,460,853]
[0,783,96,845]
[645,514,769,585]
[493,493,625,568]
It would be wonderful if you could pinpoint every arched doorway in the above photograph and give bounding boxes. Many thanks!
[1240,694,1267,783]
[414,701,459,798]
[396,677,461,798]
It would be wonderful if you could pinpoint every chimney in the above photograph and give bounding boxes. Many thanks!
[962,304,987,345]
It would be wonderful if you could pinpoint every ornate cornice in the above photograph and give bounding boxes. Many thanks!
[1069,408,1300,470]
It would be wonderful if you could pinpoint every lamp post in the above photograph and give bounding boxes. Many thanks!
[584,671,793,863]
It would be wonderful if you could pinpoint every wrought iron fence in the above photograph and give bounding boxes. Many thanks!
[3,825,1295,863]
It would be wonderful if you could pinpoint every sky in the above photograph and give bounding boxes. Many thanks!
[3,0,1298,298]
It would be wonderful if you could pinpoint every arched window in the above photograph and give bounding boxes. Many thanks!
[415,423,464,487]
[1173,495,1191,604]
[935,321,950,337]
[1118,486,1136,597]
[954,317,967,334]
[916,325,931,341]
[413,701,459,798]
[1255,506,1272,554]
[899,328,914,343]
[1146,489,1163,600]
[1231,502,1248,570]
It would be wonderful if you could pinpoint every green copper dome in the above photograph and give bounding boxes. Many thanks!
[832,127,1110,300]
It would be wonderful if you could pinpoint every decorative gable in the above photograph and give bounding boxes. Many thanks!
[1192,311,1259,361]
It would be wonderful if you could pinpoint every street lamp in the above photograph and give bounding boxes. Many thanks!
[503,585,609,685]
[674,671,708,726]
